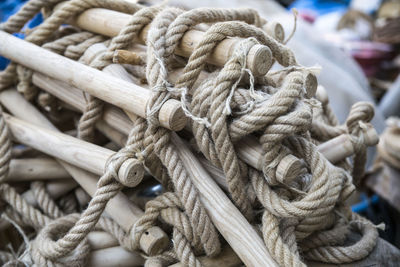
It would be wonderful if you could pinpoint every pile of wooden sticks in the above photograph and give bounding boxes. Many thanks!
[0,2,383,266]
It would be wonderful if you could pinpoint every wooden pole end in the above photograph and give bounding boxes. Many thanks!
[316,85,329,105]
[247,44,273,77]
[304,73,317,98]
[159,99,187,132]
[265,21,285,42]
[276,154,304,184]
[138,226,170,256]
[364,125,379,147]
[118,158,145,187]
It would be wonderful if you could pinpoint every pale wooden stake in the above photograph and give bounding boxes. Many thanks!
[0,89,168,255]
[263,21,285,42]
[169,246,241,267]
[88,246,144,267]
[0,31,186,131]
[5,158,71,182]
[55,4,273,77]
[31,70,378,175]
[79,44,277,265]
[171,133,278,266]
[87,231,119,250]
[3,112,143,187]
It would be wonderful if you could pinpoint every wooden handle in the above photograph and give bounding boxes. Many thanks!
[0,89,168,255]
[0,31,186,131]
[114,50,144,65]
[31,72,132,136]
[0,88,143,187]
[87,231,119,250]
[31,71,376,172]
[4,114,143,187]
[169,246,241,267]
[263,21,285,42]
[237,126,378,168]
[171,133,278,267]
[81,51,275,264]
[56,4,273,77]
[5,158,71,182]
[88,246,144,267]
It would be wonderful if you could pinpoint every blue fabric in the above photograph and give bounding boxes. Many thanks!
[0,0,43,70]
[289,0,350,15]
[352,194,379,213]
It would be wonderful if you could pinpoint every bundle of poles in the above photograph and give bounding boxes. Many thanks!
[0,0,381,266]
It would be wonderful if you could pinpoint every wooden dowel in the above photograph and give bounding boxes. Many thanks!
[22,179,76,209]
[56,5,273,77]
[0,89,168,255]
[114,49,144,65]
[237,126,379,168]
[64,163,169,255]
[88,246,144,267]
[263,21,285,42]
[95,120,127,148]
[318,126,379,163]
[87,231,119,250]
[169,246,241,267]
[32,69,378,175]
[171,133,278,266]
[82,44,276,265]
[74,187,91,208]
[32,72,132,136]
[0,31,186,131]
[4,158,71,182]
[4,114,143,187]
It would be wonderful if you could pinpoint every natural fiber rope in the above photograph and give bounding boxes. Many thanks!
[0,0,381,266]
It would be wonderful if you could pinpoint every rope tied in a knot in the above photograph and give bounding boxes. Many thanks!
[30,214,90,267]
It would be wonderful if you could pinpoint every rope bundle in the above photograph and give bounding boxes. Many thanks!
[0,0,380,266]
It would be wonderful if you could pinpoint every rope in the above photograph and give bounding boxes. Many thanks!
[0,0,381,266]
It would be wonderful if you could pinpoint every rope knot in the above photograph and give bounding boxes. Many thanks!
[31,214,90,267]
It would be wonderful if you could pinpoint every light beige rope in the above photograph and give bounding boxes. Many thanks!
[0,0,381,266]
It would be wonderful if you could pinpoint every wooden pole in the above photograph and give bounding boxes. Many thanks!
[31,72,132,136]
[0,31,186,131]
[171,133,278,266]
[31,70,378,174]
[55,4,273,77]
[87,231,119,250]
[4,158,71,182]
[169,246,241,267]
[78,45,277,265]
[0,89,168,255]
[2,113,143,187]
[88,246,144,267]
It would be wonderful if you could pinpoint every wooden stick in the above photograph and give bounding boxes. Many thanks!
[3,113,143,187]
[4,158,71,182]
[169,246,241,267]
[171,133,278,266]
[64,162,168,255]
[55,4,273,77]
[88,246,144,267]
[31,72,132,136]
[32,70,378,174]
[87,231,119,250]
[263,21,285,42]
[79,43,276,265]
[0,31,186,131]
[114,49,144,65]
[0,89,168,255]
[95,120,127,148]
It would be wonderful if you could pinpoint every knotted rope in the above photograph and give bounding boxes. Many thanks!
[0,0,381,266]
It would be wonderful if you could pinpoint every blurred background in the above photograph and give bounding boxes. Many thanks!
[2,0,400,251]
